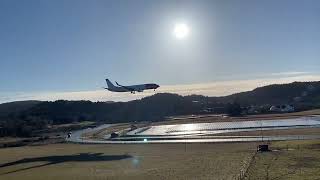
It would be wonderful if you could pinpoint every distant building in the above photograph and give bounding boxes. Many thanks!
[294,96,302,102]
[202,108,213,113]
[248,106,260,114]
[247,105,270,114]
[270,104,294,112]
[269,106,280,112]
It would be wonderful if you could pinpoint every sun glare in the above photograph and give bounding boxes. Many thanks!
[173,23,189,39]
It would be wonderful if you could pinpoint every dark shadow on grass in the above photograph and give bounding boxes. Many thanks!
[0,153,132,175]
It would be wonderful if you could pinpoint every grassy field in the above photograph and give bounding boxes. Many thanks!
[244,140,320,180]
[0,137,26,144]
[0,142,256,180]
[1,110,319,180]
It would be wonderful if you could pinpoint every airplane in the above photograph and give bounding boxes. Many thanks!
[104,79,160,93]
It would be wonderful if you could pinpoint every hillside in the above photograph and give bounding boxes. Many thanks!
[0,81,320,137]
[213,81,320,107]
[0,101,41,118]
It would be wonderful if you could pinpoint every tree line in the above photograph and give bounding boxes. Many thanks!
[1,81,320,137]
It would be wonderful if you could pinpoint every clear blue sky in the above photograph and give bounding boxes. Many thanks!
[0,0,319,94]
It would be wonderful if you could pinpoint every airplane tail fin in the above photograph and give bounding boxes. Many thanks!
[105,79,116,88]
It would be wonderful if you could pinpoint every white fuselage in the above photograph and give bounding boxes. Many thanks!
[105,79,159,93]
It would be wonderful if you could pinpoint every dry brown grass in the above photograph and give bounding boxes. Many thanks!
[0,137,25,144]
[244,140,320,180]
[0,143,256,180]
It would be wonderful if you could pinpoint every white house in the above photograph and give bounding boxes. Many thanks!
[270,105,294,112]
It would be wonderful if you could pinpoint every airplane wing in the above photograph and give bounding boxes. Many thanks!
[115,81,136,92]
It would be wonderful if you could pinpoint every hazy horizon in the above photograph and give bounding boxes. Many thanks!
[1,72,319,104]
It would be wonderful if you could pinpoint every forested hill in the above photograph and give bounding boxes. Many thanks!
[0,81,320,137]
[212,81,320,106]
[1,81,320,120]
[0,101,41,118]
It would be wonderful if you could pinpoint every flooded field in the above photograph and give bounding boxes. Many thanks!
[67,116,320,144]
[128,116,320,136]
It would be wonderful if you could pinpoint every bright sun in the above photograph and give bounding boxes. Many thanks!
[173,23,189,39]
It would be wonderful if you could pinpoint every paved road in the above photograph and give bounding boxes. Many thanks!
[66,124,113,143]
